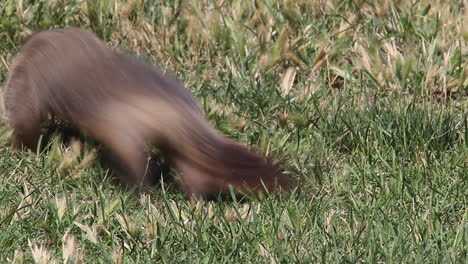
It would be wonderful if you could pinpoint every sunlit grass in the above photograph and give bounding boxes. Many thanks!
[0,0,466,263]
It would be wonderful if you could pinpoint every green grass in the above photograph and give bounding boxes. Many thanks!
[0,0,466,263]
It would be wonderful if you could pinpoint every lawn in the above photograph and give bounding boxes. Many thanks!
[0,0,466,263]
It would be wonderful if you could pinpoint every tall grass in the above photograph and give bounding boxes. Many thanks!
[0,0,466,263]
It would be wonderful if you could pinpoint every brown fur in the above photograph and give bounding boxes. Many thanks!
[4,27,292,198]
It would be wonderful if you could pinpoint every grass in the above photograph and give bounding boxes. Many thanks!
[0,0,466,263]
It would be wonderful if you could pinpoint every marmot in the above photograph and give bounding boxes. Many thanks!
[4,28,291,198]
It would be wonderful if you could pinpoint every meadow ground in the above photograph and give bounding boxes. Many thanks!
[0,0,466,263]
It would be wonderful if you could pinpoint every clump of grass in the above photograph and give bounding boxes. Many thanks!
[0,0,466,263]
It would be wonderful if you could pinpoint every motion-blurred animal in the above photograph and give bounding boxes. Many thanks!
[4,28,291,198]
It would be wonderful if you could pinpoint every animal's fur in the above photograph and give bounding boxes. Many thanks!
[4,27,292,198]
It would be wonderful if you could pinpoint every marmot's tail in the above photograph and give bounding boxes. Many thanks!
[101,95,293,197]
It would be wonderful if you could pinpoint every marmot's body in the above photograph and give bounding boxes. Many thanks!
[4,28,290,197]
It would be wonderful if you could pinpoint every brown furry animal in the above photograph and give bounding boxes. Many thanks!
[4,27,291,198]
